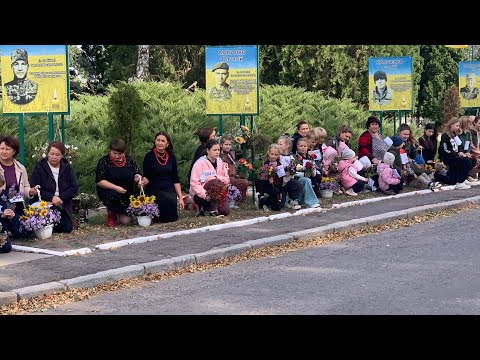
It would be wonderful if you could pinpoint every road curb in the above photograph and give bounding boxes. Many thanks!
[3,195,480,309]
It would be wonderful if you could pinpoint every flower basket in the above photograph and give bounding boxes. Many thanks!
[318,177,339,192]
[320,189,334,199]
[137,215,152,227]
[33,224,54,240]
[20,200,61,234]
[126,186,160,223]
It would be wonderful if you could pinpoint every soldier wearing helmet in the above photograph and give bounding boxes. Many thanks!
[4,48,38,105]
[207,62,232,102]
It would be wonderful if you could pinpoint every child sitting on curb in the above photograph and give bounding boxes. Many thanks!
[378,152,403,195]
[338,148,367,196]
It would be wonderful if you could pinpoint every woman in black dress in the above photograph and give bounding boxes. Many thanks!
[96,138,143,227]
[143,131,185,223]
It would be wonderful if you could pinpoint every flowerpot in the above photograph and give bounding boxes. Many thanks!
[320,189,334,199]
[229,200,237,209]
[137,216,152,227]
[34,224,54,240]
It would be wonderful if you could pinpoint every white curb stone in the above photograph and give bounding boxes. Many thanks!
[61,265,145,289]
[194,243,253,264]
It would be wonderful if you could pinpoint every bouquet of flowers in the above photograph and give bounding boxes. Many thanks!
[228,185,242,202]
[234,125,253,147]
[1,184,25,210]
[0,223,10,248]
[126,194,160,218]
[304,161,314,177]
[319,177,339,191]
[259,162,276,180]
[32,142,79,164]
[204,179,229,208]
[282,156,298,176]
[237,158,253,179]
[20,201,62,231]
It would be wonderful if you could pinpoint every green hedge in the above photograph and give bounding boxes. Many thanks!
[1,82,417,194]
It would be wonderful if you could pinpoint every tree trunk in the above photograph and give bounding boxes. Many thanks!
[135,45,150,81]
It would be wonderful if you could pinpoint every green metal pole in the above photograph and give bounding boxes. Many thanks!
[48,113,54,142]
[240,115,246,158]
[61,114,65,143]
[19,114,25,165]
[249,115,255,203]
[393,111,396,135]
[379,112,383,134]
[218,114,223,136]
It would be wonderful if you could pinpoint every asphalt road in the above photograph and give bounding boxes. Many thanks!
[41,208,480,315]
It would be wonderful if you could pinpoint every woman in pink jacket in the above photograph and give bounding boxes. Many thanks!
[378,152,403,194]
[189,139,231,217]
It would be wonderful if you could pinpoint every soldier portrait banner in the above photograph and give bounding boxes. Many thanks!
[368,56,413,111]
[458,61,480,108]
[1,45,69,114]
[205,45,259,115]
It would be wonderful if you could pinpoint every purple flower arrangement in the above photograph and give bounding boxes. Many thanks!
[20,201,62,231]
[228,185,242,202]
[126,194,160,218]
[318,177,339,191]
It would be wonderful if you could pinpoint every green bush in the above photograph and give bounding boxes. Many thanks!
[1,82,415,196]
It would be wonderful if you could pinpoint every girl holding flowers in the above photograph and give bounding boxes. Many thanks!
[258,144,285,211]
[277,135,317,209]
[190,139,230,217]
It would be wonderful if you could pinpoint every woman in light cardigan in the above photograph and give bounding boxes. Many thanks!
[189,139,230,217]
[0,135,37,238]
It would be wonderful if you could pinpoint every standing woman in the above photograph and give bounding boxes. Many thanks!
[96,138,143,227]
[30,141,79,233]
[143,131,184,223]
[0,135,37,238]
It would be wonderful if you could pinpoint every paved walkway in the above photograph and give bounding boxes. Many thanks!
[1,186,480,306]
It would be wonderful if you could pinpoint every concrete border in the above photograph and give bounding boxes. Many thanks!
[10,183,480,256]
[3,195,479,308]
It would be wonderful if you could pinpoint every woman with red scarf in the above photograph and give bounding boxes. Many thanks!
[143,131,185,223]
[96,138,143,227]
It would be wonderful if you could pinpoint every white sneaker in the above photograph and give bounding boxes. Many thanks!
[288,199,301,210]
[309,203,320,208]
[345,188,358,196]
[463,179,474,186]
[456,182,471,190]
[468,176,478,182]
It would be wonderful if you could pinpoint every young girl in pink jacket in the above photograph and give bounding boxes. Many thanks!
[189,139,230,217]
[337,148,367,196]
[378,152,403,194]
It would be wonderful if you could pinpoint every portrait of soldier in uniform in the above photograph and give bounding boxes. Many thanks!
[460,73,479,100]
[207,62,232,102]
[4,48,38,105]
[372,70,393,106]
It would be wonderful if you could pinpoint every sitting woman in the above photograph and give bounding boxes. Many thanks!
[96,138,143,227]
[30,141,79,233]
[190,139,231,217]
[143,131,185,223]
[0,135,37,238]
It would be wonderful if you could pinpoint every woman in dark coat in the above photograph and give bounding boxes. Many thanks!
[96,138,143,227]
[30,141,79,233]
